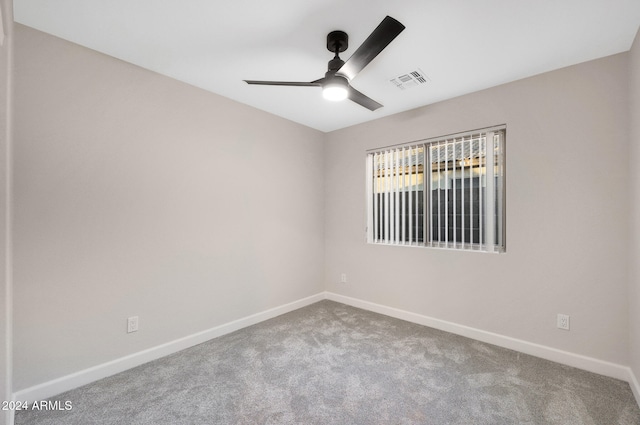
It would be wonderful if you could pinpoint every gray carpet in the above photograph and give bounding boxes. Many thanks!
[15,300,640,424]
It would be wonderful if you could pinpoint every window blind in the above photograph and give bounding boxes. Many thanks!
[366,126,506,253]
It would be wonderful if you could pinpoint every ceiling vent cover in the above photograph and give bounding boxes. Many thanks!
[390,68,429,90]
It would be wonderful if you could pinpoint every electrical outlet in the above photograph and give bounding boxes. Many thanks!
[340,273,347,283]
[127,316,139,333]
[557,314,570,331]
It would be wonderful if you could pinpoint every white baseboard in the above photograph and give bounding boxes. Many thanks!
[325,292,632,383]
[12,292,325,403]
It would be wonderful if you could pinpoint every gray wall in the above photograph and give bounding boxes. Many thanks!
[0,1,11,424]
[630,28,640,393]
[324,53,630,365]
[12,24,325,390]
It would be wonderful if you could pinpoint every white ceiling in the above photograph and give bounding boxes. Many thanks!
[13,0,640,132]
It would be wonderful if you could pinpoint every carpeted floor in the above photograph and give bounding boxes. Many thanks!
[15,300,640,424]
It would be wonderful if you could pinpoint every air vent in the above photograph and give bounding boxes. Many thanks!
[390,68,430,90]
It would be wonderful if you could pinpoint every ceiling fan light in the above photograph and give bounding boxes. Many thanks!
[323,84,348,101]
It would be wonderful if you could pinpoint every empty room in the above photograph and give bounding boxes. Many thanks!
[2,0,640,424]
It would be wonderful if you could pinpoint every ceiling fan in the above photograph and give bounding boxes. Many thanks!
[244,16,405,111]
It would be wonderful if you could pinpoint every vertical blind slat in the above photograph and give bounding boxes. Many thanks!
[387,151,395,243]
[468,136,474,246]
[444,140,449,246]
[452,139,456,249]
[408,147,413,245]
[385,151,390,243]
[396,149,399,244]
[418,146,422,244]
[438,142,443,246]
[497,133,504,249]
[460,138,466,248]
[401,147,406,244]
[479,135,485,251]
[374,153,379,242]
[366,154,373,243]
[425,144,430,245]
[485,132,495,252]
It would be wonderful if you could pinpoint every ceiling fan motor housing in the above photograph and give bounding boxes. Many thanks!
[324,74,349,87]
[327,57,345,73]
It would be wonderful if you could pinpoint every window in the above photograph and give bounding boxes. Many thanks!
[366,126,506,253]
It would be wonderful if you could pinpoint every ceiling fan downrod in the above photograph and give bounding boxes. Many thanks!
[326,30,348,74]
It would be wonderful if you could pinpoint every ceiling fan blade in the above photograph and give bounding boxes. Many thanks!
[244,80,321,87]
[348,86,383,111]
[338,16,405,81]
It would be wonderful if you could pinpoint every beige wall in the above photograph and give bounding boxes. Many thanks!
[0,0,11,423]
[324,53,630,365]
[9,19,639,399]
[0,1,11,424]
[12,24,325,390]
[630,28,640,390]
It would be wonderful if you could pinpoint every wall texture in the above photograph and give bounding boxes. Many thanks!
[630,27,640,394]
[12,24,325,391]
[324,53,630,365]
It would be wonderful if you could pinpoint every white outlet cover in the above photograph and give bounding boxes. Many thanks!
[557,314,570,330]
[127,316,139,333]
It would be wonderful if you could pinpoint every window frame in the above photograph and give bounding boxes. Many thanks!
[365,125,506,253]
